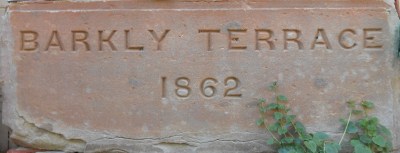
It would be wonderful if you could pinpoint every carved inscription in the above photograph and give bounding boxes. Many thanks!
[46,31,64,51]
[19,28,383,52]
[311,29,332,49]
[161,77,242,99]
[98,30,117,51]
[363,28,383,49]
[20,31,38,51]
[20,29,171,52]
[228,29,247,50]
[72,31,90,51]
[198,29,220,51]
[339,29,357,49]
[125,29,144,51]
[9,5,393,143]
[255,29,275,50]
[283,29,304,50]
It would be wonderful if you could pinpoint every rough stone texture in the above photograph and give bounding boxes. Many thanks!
[7,149,37,153]
[1,0,399,152]
[0,3,6,152]
[0,1,7,8]
[1,1,18,151]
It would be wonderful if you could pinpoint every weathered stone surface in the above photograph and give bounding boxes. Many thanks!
[0,1,7,8]
[7,149,38,153]
[1,2,18,151]
[1,0,399,152]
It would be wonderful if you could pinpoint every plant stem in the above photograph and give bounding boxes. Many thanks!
[266,127,280,143]
[339,111,352,145]
[289,121,307,152]
[261,114,280,143]
[290,122,302,137]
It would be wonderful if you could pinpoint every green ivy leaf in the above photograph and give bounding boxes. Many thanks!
[266,103,278,110]
[304,140,317,153]
[302,134,313,141]
[278,147,296,153]
[367,130,377,137]
[325,143,340,153]
[352,109,363,115]
[295,121,306,132]
[347,121,358,134]
[259,106,267,113]
[286,115,296,123]
[276,95,288,102]
[369,117,378,125]
[277,104,286,110]
[268,123,279,132]
[379,124,392,136]
[258,98,266,104]
[367,123,378,131]
[277,95,288,102]
[287,150,297,153]
[278,148,288,153]
[354,145,372,153]
[314,132,329,140]
[311,132,329,146]
[351,140,373,153]
[273,112,283,120]
[293,138,302,145]
[359,135,372,144]
[267,138,275,145]
[350,140,361,146]
[372,135,387,147]
[278,127,288,135]
[361,101,374,109]
[256,118,264,126]
[359,118,368,127]
[281,137,294,144]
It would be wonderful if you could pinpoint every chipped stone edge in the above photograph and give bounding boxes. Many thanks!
[0,3,273,151]
[0,8,271,150]
[0,6,89,152]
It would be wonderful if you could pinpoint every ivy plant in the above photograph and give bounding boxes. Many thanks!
[256,82,394,153]
[340,100,393,153]
[256,82,340,153]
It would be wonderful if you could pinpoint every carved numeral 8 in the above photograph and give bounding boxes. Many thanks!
[175,77,191,98]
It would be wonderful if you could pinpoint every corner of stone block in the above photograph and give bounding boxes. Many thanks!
[7,110,86,152]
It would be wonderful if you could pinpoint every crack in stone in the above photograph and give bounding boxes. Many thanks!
[11,108,86,152]
[88,134,264,146]
[85,135,268,153]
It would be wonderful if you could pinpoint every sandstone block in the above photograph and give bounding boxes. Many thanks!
[0,1,7,8]
[1,0,399,152]
[7,148,39,153]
